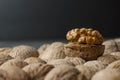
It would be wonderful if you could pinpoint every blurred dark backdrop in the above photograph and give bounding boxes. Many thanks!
[0,0,119,40]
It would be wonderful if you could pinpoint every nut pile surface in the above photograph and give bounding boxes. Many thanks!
[1,29,120,80]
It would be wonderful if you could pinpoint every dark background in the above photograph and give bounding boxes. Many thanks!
[0,0,119,40]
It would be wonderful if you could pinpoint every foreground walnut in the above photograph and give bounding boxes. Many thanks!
[66,28,103,45]
[92,69,120,80]
[9,45,39,60]
[0,69,9,80]
[65,28,105,60]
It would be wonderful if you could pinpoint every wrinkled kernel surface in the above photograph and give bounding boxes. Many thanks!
[66,28,103,44]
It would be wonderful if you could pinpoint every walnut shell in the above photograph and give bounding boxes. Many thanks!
[0,47,12,55]
[64,43,105,60]
[92,69,120,80]
[9,45,39,60]
[24,57,46,64]
[64,57,85,66]
[66,28,103,45]
[39,42,66,62]
[106,60,120,71]
[0,69,9,80]
[45,65,80,80]
[103,39,119,54]
[0,59,28,69]
[38,44,50,55]
[22,63,43,79]
[47,59,75,67]
[76,65,95,80]
[0,54,13,65]
[109,52,120,59]
[84,61,106,72]
[33,64,54,80]
[97,55,117,65]
[0,66,30,80]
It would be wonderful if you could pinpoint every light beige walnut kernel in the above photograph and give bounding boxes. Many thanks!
[66,28,103,45]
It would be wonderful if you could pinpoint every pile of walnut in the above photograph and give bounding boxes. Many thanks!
[0,29,120,80]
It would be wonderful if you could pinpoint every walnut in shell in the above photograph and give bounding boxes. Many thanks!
[0,66,30,80]
[47,59,75,67]
[33,64,54,80]
[109,51,120,59]
[0,69,9,80]
[103,39,119,54]
[84,61,106,72]
[38,44,50,55]
[24,57,46,64]
[0,47,12,55]
[97,55,117,65]
[76,65,95,80]
[64,57,85,66]
[45,65,80,80]
[22,63,43,79]
[0,54,13,65]
[0,59,28,69]
[92,69,120,80]
[39,42,66,62]
[106,60,120,71]
[9,45,39,60]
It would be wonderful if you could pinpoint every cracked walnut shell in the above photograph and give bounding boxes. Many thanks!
[66,28,103,45]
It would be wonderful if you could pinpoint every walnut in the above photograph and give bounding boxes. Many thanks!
[0,69,9,80]
[39,42,66,62]
[109,52,120,59]
[76,65,95,80]
[0,54,13,65]
[0,66,30,80]
[106,60,120,71]
[64,57,85,66]
[64,43,105,60]
[84,61,106,72]
[9,45,39,60]
[22,63,43,79]
[24,57,46,64]
[0,59,28,69]
[38,44,50,55]
[0,47,12,55]
[97,55,117,65]
[45,65,80,80]
[114,38,120,51]
[92,69,120,80]
[103,39,119,54]
[33,64,54,80]
[47,59,75,67]
[66,28,103,45]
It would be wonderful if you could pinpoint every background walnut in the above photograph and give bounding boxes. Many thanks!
[109,52,120,59]
[92,69,120,80]
[0,47,12,55]
[38,44,50,55]
[66,28,103,45]
[39,42,66,62]
[9,45,39,60]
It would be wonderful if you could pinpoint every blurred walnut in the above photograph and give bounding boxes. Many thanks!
[9,45,39,60]
[45,65,80,80]
[0,47,12,55]
[24,57,46,64]
[114,38,120,51]
[0,69,9,80]
[38,44,50,55]
[39,42,66,62]
[0,59,28,69]
[0,54,13,65]
[109,52,120,59]
[64,57,85,66]
[92,69,120,80]
[66,28,103,45]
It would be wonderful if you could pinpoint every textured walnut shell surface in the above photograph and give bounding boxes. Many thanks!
[0,59,28,69]
[0,66,30,80]
[22,63,43,79]
[76,65,95,80]
[33,64,54,80]
[45,65,80,80]
[39,42,66,62]
[47,59,75,67]
[64,57,85,66]
[24,57,46,64]
[92,69,120,80]
[38,44,50,55]
[66,28,103,45]
[64,43,105,60]
[109,52,120,59]
[97,55,117,65]
[0,69,9,80]
[106,60,120,71]
[9,45,39,60]
[0,47,12,55]
[0,54,13,65]
[84,61,106,72]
